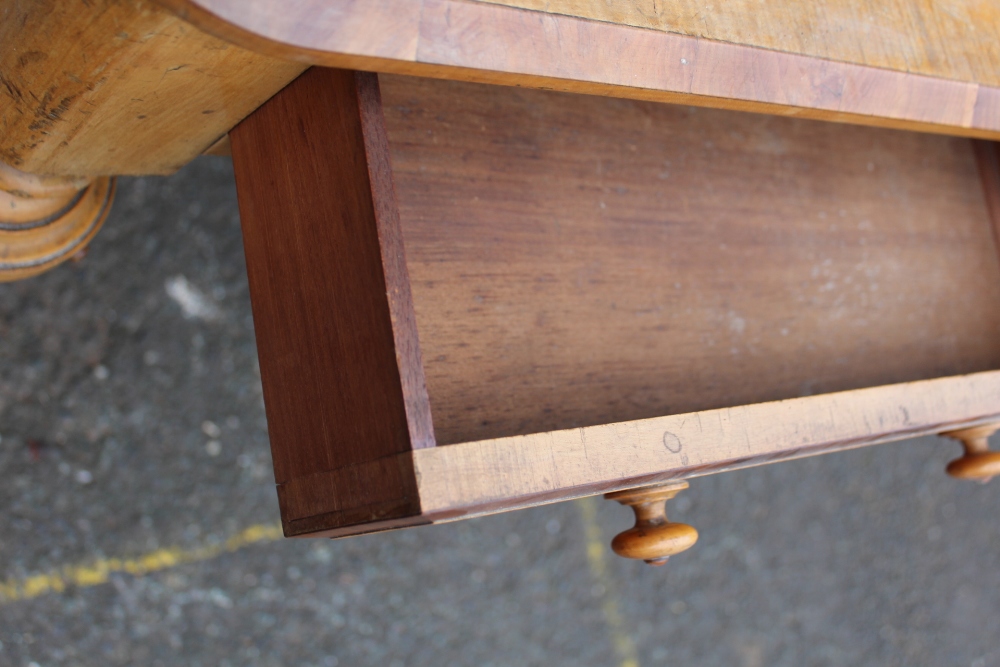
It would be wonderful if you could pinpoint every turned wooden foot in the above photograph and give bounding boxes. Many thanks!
[0,162,115,281]
[605,480,698,565]
[940,423,1000,483]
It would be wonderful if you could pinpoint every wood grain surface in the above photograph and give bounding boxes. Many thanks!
[380,75,1000,445]
[413,371,1000,521]
[231,68,433,536]
[158,0,1000,140]
[475,0,1000,88]
[0,0,303,176]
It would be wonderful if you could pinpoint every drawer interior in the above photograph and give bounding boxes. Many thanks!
[380,75,1000,445]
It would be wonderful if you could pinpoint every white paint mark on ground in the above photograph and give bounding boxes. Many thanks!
[165,275,221,321]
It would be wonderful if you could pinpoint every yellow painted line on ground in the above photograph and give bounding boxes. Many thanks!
[0,522,284,605]
[576,496,641,667]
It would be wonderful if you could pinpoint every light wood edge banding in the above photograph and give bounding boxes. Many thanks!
[157,0,1000,140]
[412,371,1000,523]
[294,372,1000,539]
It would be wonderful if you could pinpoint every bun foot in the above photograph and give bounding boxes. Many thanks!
[0,162,114,282]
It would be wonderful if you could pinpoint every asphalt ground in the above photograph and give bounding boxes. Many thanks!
[1,157,999,666]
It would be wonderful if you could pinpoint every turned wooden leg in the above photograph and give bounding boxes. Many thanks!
[0,162,115,282]
[940,423,1000,483]
[605,480,698,565]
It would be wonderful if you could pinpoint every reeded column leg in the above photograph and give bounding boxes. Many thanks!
[605,480,698,565]
[940,423,1000,483]
[0,162,114,281]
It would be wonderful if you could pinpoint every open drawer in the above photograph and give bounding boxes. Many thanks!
[230,68,1000,542]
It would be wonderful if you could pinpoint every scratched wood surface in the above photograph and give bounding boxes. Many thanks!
[412,371,1000,520]
[0,0,303,176]
[380,75,1000,445]
[159,0,1000,140]
[474,0,1000,87]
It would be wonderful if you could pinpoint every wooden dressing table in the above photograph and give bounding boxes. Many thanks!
[2,0,999,565]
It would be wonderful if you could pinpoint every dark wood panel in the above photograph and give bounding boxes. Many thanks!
[231,68,432,535]
[381,75,1000,445]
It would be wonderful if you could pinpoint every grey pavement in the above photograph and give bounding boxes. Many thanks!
[1,158,999,666]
